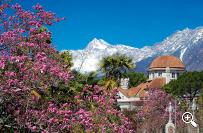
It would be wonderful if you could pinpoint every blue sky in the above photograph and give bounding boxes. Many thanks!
[15,0,203,50]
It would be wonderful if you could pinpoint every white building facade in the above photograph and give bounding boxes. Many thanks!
[117,55,185,111]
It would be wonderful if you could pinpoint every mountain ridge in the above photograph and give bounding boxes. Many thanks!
[68,26,203,73]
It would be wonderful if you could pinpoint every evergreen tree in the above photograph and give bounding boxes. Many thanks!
[125,71,147,87]
[164,71,203,102]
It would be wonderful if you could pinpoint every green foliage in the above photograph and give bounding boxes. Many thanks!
[97,78,118,90]
[39,26,48,33]
[85,71,101,85]
[60,51,73,69]
[30,71,89,104]
[100,53,135,81]
[198,92,203,106]
[28,70,103,107]
[0,102,16,131]
[164,71,203,102]
[47,83,76,103]
[65,71,100,95]
[68,71,87,92]
[197,92,203,129]
[125,71,147,87]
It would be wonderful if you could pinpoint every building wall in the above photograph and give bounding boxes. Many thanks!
[118,91,129,99]
[148,69,184,83]
[117,98,140,111]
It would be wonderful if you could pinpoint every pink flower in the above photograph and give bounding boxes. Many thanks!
[0,60,5,69]
[5,71,16,78]
[48,118,58,123]
[33,3,43,10]
[13,3,22,10]
[31,126,36,131]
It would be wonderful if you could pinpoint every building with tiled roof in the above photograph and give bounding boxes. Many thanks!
[117,55,185,111]
[148,55,185,83]
[149,55,185,71]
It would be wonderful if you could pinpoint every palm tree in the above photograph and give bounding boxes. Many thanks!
[100,53,135,83]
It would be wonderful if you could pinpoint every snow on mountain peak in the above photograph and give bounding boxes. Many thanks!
[86,38,110,50]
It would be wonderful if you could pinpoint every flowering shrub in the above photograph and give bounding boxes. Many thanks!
[16,102,93,132]
[137,89,185,132]
[74,85,134,132]
[0,2,70,131]
[13,86,134,132]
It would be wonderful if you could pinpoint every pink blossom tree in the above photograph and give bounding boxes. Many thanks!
[0,3,135,132]
[17,86,134,132]
[137,89,185,132]
[74,85,134,132]
[0,2,70,130]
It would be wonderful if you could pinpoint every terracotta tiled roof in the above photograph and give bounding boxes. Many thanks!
[119,77,166,98]
[148,77,166,89]
[149,55,185,71]
[139,90,146,98]
[118,82,147,97]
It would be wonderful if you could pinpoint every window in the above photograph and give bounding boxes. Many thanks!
[172,73,176,78]
[177,73,180,78]
[158,72,162,77]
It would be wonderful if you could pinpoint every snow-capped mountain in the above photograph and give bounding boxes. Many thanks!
[68,27,203,73]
